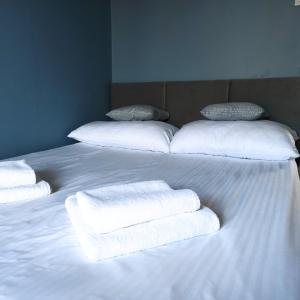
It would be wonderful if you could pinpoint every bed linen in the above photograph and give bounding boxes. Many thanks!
[66,196,219,261]
[0,160,36,188]
[75,181,201,235]
[0,143,299,300]
[0,180,51,204]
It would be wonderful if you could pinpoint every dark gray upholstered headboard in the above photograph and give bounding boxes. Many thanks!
[112,77,300,134]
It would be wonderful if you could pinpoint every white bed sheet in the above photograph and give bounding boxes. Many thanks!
[0,143,299,300]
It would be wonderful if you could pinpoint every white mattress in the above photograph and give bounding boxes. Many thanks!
[0,143,299,300]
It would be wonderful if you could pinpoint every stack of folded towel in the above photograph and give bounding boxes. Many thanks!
[65,180,220,261]
[0,160,51,203]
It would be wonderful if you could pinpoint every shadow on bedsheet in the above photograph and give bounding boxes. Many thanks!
[35,171,59,193]
[201,199,223,228]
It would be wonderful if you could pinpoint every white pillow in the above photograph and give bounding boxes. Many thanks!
[170,120,299,160]
[68,121,178,153]
[265,120,299,141]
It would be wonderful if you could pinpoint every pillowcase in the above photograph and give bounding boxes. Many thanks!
[68,121,178,153]
[170,120,299,160]
[268,121,299,141]
[106,105,169,121]
[201,102,265,121]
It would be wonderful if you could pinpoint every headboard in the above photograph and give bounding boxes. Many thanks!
[112,77,300,134]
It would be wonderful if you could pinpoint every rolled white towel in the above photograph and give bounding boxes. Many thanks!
[0,181,51,204]
[77,189,200,234]
[76,180,172,233]
[0,160,36,188]
[65,196,220,261]
[80,180,172,198]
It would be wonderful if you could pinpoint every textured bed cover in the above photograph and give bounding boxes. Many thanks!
[0,143,299,300]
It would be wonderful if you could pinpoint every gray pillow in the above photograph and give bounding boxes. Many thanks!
[106,105,169,121]
[201,102,265,121]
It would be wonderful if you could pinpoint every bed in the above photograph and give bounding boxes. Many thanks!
[1,77,300,300]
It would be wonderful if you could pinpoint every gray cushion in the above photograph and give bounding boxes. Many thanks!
[106,105,169,121]
[201,102,265,121]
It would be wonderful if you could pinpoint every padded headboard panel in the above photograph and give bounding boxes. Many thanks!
[111,77,300,134]
[112,80,230,127]
[166,81,229,126]
[111,82,166,109]
[229,77,300,135]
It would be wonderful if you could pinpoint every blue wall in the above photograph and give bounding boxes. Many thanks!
[111,0,300,82]
[0,0,111,159]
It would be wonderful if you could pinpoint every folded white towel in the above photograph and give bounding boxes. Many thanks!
[65,196,219,261]
[0,160,36,188]
[0,181,51,204]
[77,188,200,234]
[79,180,172,198]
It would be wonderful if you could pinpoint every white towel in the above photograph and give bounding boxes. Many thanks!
[79,180,172,198]
[77,188,200,234]
[0,160,36,188]
[0,181,51,204]
[65,196,220,261]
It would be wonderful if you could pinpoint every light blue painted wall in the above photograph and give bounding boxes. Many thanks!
[111,0,300,82]
[0,0,111,159]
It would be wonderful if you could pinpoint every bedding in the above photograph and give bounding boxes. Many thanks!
[0,143,299,300]
[0,160,36,188]
[269,120,299,141]
[106,105,169,121]
[68,121,177,153]
[76,181,201,235]
[170,120,299,160]
[0,180,51,204]
[200,102,265,121]
[66,196,218,261]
